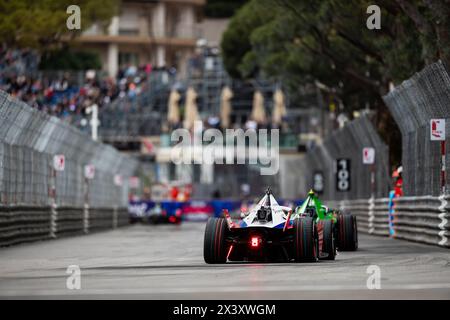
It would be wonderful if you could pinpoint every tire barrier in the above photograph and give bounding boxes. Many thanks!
[330,195,450,248]
[0,205,129,247]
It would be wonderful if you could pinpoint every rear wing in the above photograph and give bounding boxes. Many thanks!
[294,190,335,222]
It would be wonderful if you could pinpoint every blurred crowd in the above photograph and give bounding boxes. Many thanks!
[1,46,290,138]
[0,46,152,125]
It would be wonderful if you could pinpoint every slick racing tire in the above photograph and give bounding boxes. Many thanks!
[337,214,358,251]
[293,218,318,262]
[321,220,336,260]
[204,217,228,264]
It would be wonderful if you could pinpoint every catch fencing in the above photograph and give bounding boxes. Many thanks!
[383,60,450,196]
[325,61,450,248]
[295,115,391,200]
[0,90,138,246]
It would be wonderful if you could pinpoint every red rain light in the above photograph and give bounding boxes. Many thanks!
[251,236,259,247]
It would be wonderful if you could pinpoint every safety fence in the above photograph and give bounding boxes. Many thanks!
[330,195,450,248]
[320,61,450,248]
[383,60,450,196]
[294,115,391,201]
[0,89,139,246]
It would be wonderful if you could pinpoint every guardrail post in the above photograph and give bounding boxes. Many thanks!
[113,205,118,229]
[441,140,446,194]
[83,177,89,234]
[438,194,448,246]
[49,165,57,238]
[368,196,375,234]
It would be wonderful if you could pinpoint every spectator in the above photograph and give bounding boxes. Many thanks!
[0,46,150,128]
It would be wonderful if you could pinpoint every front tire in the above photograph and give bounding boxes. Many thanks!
[337,214,358,251]
[204,217,228,264]
[293,218,318,262]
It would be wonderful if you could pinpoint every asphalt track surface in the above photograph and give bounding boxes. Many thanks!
[0,223,449,299]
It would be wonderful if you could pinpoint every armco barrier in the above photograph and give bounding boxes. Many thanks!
[329,198,389,236]
[331,195,450,248]
[391,195,450,247]
[0,205,52,246]
[0,205,129,246]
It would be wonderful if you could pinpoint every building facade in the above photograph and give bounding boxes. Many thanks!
[77,0,205,78]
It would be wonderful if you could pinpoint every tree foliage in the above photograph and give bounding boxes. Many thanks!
[222,0,449,89]
[205,0,249,18]
[39,49,102,70]
[221,0,450,166]
[0,0,119,50]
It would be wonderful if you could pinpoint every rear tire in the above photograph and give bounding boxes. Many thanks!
[293,218,318,262]
[204,217,228,264]
[322,220,336,260]
[337,214,358,251]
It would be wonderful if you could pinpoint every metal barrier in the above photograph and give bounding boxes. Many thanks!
[0,89,138,247]
[329,198,390,236]
[300,60,450,249]
[330,195,450,248]
[0,205,52,246]
[391,195,449,247]
[0,205,129,247]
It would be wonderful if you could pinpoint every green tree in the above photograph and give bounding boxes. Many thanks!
[205,0,249,18]
[39,49,102,70]
[221,0,276,78]
[221,0,450,166]
[0,0,119,49]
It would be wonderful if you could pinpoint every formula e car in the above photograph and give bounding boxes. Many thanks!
[294,191,358,252]
[147,203,182,225]
[128,201,182,225]
[203,188,337,263]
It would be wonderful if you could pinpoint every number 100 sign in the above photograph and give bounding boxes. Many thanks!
[336,158,351,192]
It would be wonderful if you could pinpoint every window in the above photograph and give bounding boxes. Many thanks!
[119,52,139,66]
